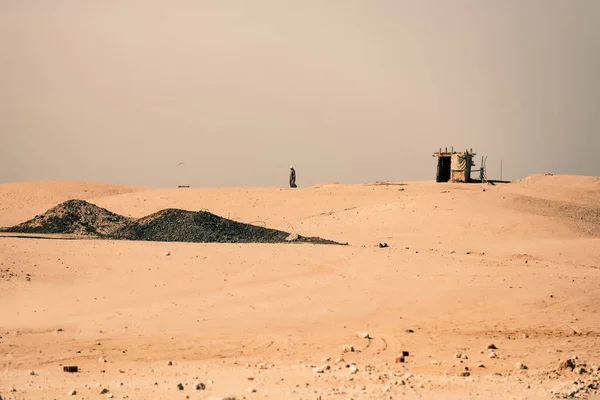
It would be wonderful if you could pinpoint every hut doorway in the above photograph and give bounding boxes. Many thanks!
[436,156,451,182]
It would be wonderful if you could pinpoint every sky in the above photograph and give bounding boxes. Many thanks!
[1,0,599,187]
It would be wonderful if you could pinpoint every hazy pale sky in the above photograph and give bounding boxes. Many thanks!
[1,1,599,187]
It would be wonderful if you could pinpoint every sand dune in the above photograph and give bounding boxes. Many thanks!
[1,176,599,399]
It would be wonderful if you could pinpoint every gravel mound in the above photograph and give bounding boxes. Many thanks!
[3,199,131,236]
[108,208,343,245]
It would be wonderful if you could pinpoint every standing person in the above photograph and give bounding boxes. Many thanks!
[289,165,297,188]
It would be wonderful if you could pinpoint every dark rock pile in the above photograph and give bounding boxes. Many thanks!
[3,199,131,236]
[3,200,344,245]
[108,208,343,245]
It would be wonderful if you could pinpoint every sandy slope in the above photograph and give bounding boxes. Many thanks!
[1,175,599,399]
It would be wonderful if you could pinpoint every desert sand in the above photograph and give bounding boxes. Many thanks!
[1,175,599,399]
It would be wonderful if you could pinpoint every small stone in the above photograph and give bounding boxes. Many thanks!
[163,252,171,256]
[478,364,485,368]
[177,383,184,390]
[461,354,469,360]
[57,328,64,332]
[488,344,497,349]
[455,353,462,359]
[489,352,498,359]
[10,387,16,392]
[99,357,107,363]
[100,388,109,394]
[516,362,528,370]
[195,382,206,390]
[321,357,331,362]
[335,357,345,363]
[107,394,114,399]
[357,332,370,339]
[246,387,257,393]
[460,371,471,377]
[349,365,358,374]
[167,361,173,366]
[342,345,355,353]
[29,370,36,375]
[68,389,77,395]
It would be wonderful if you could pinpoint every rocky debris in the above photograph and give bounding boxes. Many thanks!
[342,345,355,353]
[245,387,257,393]
[349,365,358,374]
[195,382,206,390]
[4,199,131,236]
[516,362,528,370]
[378,243,389,248]
[28,370,36,375]
[68,389,77,395]
[489,351,498,359]
[558,358,577,371]
[167,361,173,366]
[550,378,599,398]
[356,331,371,339]
[100,388,109,394]
[108,208,344,245]
[177,383,184,390]
[488,344,497,350]
[163,252,171,256]
[107,394,114,399]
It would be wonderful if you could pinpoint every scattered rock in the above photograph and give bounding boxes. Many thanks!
[68,389,77,396]
[559,359,577,371]
[487,344,497,350]
[460,371,471,377]
[349,365,358,374]
[455,353,463,359]
[100,388,109,394]
[478,364,485,368]
[246,387,257,393]
[29,370,36,375]
[379,243,389,248]
[461,354,469,360]
[163,252,171,256]
[516,362,528,370]
[489,352,498,359]
[405,329,414,333]
[177,383,184,390]
[195,382,206,390]
[356,331,371,339]
[107,394,114,399]
[342,345,355,353]
[167,361,173,366]
[335,357,345,363]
